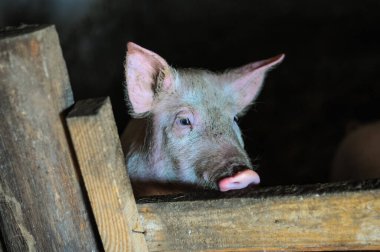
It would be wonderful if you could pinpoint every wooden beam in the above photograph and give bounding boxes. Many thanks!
[66,97,148,252]
[137,180,380,251]
[0,25,99,251]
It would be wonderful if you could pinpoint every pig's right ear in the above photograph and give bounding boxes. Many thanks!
[125,42,173,117]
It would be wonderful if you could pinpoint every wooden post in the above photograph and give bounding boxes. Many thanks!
[66,97,148,252]
[137,180,380,251]
[0,25,99,251]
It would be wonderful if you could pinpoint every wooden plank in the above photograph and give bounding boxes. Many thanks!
[66,97,148,252]
[137,180,380,251]
[0,25,99,251]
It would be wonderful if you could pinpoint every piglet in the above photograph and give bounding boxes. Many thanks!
[121,42,284,196]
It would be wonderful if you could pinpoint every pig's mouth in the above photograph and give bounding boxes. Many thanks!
[216,166,260,192]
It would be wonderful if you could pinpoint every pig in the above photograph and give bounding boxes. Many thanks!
[121,42,284,196]
[330,121,380,181]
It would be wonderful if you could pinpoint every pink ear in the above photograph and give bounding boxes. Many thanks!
[125,42,173,116]
[225,54,284,113]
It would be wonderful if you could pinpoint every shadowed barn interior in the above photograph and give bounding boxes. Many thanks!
[1,0,380,186]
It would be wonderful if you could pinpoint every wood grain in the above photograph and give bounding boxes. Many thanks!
[67,97,148,252]
[0,25,99,251]
[138,180,380,251]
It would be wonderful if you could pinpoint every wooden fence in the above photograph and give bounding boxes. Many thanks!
[0,25,379,251]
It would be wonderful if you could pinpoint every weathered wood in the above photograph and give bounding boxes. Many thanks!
[137,180,380,251]
[67,97,148,252]
[0,25,99,251]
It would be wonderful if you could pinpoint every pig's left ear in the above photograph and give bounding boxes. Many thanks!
[223,54,284,114]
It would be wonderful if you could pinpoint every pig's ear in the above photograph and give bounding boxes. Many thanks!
[125,42,173,117]
[224,54,284,114]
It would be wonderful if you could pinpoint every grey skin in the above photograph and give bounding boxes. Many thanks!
[121,42,284,196]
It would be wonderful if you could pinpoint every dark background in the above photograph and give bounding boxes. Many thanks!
[1,0,380,186]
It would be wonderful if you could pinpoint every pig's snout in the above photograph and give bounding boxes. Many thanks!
[218,167,260,192]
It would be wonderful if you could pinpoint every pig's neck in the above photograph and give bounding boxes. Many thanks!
[121,118,175,183]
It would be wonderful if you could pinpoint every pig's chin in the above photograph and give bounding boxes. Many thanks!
[131,180,204,197]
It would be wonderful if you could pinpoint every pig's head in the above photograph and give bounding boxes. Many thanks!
[124,42,284,192]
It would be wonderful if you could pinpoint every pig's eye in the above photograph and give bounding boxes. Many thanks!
[234,116,239,123]
[175,111,194,130]
[179,117,191,126]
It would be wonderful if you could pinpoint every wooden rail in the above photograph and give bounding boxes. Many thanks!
[67,98,148,252]
[138,180,380,251]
